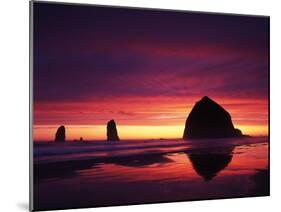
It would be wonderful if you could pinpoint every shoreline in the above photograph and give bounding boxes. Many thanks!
[34,137,268,165]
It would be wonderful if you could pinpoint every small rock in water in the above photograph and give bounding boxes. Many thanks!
[107,119,120,141]
[55,125,66,142]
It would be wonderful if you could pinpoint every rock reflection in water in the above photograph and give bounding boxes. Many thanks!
[187,146,234,181]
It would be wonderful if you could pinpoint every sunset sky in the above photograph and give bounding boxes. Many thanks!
[33,3,269,141]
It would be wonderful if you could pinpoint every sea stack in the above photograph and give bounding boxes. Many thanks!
[183,96,243,139]
[55,125,66,142]
[107,120,120,141]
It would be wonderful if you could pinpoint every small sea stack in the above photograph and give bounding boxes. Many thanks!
[183,96,243,139]
[55,125,66,142]
[107,119,120,141]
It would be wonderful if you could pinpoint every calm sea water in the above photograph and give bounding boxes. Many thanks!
[33,137,269,211]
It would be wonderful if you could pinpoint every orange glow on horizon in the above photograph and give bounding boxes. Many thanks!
[33,124,268,141]
[33,95,268,141]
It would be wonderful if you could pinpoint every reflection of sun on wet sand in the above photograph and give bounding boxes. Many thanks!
[33,139,268,211]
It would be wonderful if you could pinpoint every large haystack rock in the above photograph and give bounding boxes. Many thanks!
[183,96,243,139]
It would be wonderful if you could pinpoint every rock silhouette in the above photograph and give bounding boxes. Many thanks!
[55,125,66,142]
[183,96,243,139]
[107,120,120,141]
